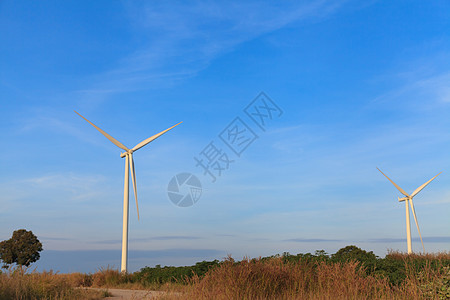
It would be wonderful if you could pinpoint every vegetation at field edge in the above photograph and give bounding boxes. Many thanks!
[0,246,449,299]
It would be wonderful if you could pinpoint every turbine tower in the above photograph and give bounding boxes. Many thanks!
[377,167,441,254]
[75,111,181,272]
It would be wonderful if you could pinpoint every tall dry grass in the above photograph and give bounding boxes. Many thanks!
[389,251,450,299]
[170,253,450,300]
[61,266,180,291]
[386,250,450,260]
[180,256,392,299]
[0,267,106,300]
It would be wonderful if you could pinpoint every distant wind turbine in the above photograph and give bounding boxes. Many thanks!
[75,111,181,272]
[377,167,441,254]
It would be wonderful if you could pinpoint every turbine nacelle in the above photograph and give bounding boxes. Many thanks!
[398,196,408,202]
[120,150,133,158]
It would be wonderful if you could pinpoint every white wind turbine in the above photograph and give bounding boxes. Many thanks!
[377,167,441,254]
[75,111,181,272]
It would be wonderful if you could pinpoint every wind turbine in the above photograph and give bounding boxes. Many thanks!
[75,111,181,272]
[377,167,441,254]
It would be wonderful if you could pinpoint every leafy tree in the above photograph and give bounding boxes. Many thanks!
[314,250,329,260]
[331,245,377,272]
[0,229,43,268]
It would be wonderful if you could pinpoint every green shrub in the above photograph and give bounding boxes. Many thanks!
[135,260,220,285]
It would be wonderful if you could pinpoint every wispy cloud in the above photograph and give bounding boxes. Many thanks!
[22,172,109,203]
[0,171,116,229]
[77,1,347,102]
[284,238,343,242]
[370,67,450,109]
[35,248,225,272]
[95,235,202,244]
[147,236,202,241]
[215,234,237,237]
[367,236,450,243]
[40,236,73,241]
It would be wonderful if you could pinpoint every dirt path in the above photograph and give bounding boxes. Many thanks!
[104,288,166,299]
[86,288,175,299]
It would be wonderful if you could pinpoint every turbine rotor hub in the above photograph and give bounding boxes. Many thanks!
[120,150,133,158]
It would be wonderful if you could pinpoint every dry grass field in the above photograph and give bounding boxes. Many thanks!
[1,251,449,299]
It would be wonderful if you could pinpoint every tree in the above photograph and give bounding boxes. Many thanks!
[332,245,377,273]
[0,229,43,268]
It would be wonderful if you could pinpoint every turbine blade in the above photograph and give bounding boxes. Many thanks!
[410,172,442,198]
[74,111,129,151]
[376,167,410,197]
[409,199,425,253]
[132,121,182,152]
[129,154,139,220]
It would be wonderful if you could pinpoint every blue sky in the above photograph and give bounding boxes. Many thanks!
[1,1,449,273]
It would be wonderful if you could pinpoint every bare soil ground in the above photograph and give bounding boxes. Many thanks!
[84,288,178,299]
